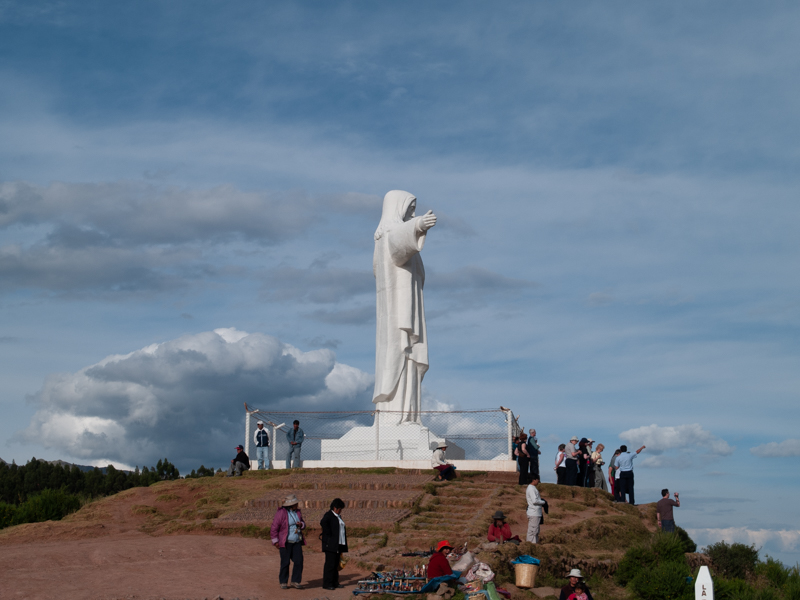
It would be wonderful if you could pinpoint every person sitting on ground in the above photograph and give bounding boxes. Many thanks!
[559,569,594,600]
[427,540,454,580]
[567,582,590,600]
[487,510,520,543]
[431,444,456,481]
[226,444,250,477]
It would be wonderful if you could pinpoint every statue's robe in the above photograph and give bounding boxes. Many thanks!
[372,190,429,425]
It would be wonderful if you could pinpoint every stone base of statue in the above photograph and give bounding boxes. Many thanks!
[320,415,465,461]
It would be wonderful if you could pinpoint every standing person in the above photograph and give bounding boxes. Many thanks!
[575,438,590,487]
[608,449,622,500]
[512,435,520,472]
[559,569,595,600]
[656,489,680,532]
[270,494,306,590]
[565,436,579,486]
[616,444,646,505]
[432,443,456,480]
[555,444,567,485]
[320,498,348,590]
[286,420,304,469]
[527,429,542,481]
[591,444,607,492]
[525,477,546,543]
[583,438,594,487]
[226,444,250,477]
[253,420,270,470]
[517,433,531,486]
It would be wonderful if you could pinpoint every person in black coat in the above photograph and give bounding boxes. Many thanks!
[320,498,348,590]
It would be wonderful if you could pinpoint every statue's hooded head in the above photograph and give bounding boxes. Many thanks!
[374,190,416,240]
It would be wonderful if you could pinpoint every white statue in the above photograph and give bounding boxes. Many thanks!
[372,190,437,425]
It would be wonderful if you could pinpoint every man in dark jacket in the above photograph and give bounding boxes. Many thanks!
[254,420,270,470]
[320,498,348,590]
[226,444,250,476]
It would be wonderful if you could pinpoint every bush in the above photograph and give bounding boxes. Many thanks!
[714,578,757,600]
[704,541,760,580]
[629,560,692,600]
[675,527,697,553]
[0,501,17,528]
[757,556,789,588]
[616,531,688,586]
[12,489,81,525]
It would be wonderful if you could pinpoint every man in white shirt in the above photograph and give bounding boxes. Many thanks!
[525,477,546,543]
[616,444,646,505]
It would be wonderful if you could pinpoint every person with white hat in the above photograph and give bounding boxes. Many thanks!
[253,420,270,470]
[270,494,306,589]
[559,569,594,600]
[431,443,456,481]
[565,436,580,486]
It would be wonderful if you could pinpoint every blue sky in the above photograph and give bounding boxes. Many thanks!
[1,1,799,564]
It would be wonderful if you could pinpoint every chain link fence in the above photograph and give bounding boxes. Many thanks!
[243,405,522,467]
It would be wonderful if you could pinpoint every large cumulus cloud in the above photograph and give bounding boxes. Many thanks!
[18,328,373,470]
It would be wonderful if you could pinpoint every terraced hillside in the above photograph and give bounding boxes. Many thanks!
[0,467,667,600]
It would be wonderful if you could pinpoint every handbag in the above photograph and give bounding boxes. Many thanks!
[338,553,348,571]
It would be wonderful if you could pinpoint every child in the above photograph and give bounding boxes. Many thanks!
[567,582,589,600]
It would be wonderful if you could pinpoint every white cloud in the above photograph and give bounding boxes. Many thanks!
[688,527,800,555]
[750,439,800,458]
[618,423,734,468]
[17,328,373,469]
[620,423,734,456]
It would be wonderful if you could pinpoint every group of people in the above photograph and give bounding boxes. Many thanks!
[269,494,349,591]
[552,436,647,505]
[512,428,542,485]
[226,419,306,476]
[553,436,608,490]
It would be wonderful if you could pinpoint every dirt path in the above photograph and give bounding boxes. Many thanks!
[0,532,367,600]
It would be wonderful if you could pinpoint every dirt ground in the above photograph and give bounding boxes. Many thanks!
[0,531,365,600]
[0,470,655,600]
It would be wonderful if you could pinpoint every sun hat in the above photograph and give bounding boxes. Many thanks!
[437,443,448,449]
[587,438,594,444]
[283,494,300,507]
[567,568,583,578]
[491,510,506,521]
[436,540,453,552]
[570,435,579,442]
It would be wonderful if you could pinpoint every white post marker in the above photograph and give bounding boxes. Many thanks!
[273,423,285,468]
[695,566,714,600]
[244,409,252,469]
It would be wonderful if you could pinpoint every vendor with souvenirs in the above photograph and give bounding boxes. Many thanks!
[427,540,454,579]
[487,510,520,543]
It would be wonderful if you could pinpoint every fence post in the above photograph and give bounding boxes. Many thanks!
[272,424,278,468]
[375,409,380,460]
[506,409,513,460]
[244,409,252,468]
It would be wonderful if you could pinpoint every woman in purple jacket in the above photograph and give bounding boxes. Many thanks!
[270,494,306,589]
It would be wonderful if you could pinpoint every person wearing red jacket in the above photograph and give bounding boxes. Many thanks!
[427,540,454,579]
[487,510,518,543]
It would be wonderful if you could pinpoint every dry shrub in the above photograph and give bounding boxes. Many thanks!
[130,504,157,515]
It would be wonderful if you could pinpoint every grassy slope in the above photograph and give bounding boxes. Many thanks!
[0,469,661,600]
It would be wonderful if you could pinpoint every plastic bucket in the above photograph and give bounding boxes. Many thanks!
[514,563,538,588]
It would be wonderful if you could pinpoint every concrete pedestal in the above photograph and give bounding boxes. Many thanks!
[320,418,465,461]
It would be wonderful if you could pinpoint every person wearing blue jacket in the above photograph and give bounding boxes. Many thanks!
[286,420,305,469]
[254,420,271,470]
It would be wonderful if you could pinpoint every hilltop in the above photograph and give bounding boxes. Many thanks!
[0,468,686,600]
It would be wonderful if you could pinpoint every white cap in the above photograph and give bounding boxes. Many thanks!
[257,420,264,425]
